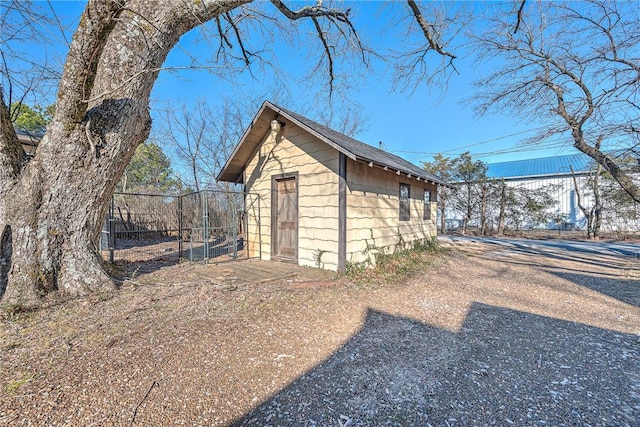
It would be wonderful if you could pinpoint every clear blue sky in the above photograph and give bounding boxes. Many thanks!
[33,1,575,166]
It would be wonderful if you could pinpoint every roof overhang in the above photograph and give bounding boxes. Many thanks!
[217,100,450,188]
[217,102,276,183]
[217,101,359,183]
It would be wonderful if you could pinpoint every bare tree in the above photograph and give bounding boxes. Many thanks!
[159,96,263,195]
[571,164,603,239]
[0,0,370,307]
[390,0,466,92]
[496,180,508,236]
[316,101,370,138]
[423,154,455,233]
[472,0,640,202]
[449,152,488,234]
[1,1,64,113]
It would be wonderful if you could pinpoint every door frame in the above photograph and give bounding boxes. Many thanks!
[271,172,299,262]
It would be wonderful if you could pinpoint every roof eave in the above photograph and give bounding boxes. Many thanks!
[357,157,451,187]
[267,103,358,162]
[216,102,273,183]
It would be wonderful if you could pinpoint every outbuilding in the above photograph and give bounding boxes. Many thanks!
[217,101,448,272]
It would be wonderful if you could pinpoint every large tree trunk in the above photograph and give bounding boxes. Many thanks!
[0,0,247,308]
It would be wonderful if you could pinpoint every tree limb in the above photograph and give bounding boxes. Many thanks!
[55,0,125,123]
[224,12,252,66]
[216,16,232,50]
[269,0,362,94]
[269,0,351,22]
[0,89,25,187]
[513,0,526,34]
[406,0,456,65]
[311,16,335,93]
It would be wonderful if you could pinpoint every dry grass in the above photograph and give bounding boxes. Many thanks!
[1,241,638,426]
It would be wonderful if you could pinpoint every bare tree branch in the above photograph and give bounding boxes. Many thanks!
[224,12,253,66]
[472,0,640,202]
[216,16,232,50]
[513,0,526,34]
[268,0,364,95]
[269,0,351,23]
[406,0,456,65]
[311,16,335,93]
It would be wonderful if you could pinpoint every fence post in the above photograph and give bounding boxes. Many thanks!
[203,192,209,263]
[178,195,183,260]
[243,195,249,260]
[231,196,238,260]
[108,196,115,263]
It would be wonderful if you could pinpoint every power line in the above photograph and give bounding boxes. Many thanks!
[403,137,573,163]
[394,125,551,156]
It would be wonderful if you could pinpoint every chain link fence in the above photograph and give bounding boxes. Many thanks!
[100,190,257,268]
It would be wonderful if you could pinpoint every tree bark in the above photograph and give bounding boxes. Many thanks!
[570,165,594,239]
[497,182,507,236]
[479,182,488,236]
[572,129,640,204]
[1,0,365,307]
[591,164,603,239]
[0,0,248,307]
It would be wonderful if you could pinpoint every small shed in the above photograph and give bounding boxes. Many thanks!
[217,101,448,272]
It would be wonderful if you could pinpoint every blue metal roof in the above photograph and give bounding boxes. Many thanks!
[486,153,595,179]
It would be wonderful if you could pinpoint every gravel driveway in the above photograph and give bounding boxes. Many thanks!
[1,241,639,426]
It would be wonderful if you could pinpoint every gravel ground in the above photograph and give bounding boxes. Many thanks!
[1,241,639,426]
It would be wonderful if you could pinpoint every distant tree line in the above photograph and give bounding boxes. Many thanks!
[424,152,639,239]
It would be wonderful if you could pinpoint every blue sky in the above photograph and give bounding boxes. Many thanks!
[28,1,577,166]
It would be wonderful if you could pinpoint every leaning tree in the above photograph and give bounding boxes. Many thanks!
[472,0,640,202]
[0,0,463,307]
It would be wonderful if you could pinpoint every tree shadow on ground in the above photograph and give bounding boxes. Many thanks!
[488,242,632,271]
[234,304,639,426]
[457,236,640,272]
[548,270,640,308]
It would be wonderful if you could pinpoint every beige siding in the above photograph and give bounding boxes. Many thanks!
[244,122,340,270]
[346,160,437,266]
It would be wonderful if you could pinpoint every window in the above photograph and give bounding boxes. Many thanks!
[424,189,432,220]
[399,183,410,221]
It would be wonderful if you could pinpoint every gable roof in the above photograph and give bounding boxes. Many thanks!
[487,153,596,180]
[217,100,448,186]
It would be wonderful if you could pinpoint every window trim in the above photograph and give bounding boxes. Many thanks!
[399,183,410,221]
[423,189,432,220]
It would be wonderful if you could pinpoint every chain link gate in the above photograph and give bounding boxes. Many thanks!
[180,190,244,262]
[100,190,250,266]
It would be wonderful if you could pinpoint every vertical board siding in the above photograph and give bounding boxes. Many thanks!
[346,160,438,266]
[507,177,579,229]
[244,122,340,269]
[445,174,640,232]
[505,176,640,231]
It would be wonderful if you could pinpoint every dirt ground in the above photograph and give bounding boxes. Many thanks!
[1,241,639,426]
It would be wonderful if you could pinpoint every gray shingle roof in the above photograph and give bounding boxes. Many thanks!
[218,100,448,186]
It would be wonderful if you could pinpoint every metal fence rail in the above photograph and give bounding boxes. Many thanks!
[100,190,256,266]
